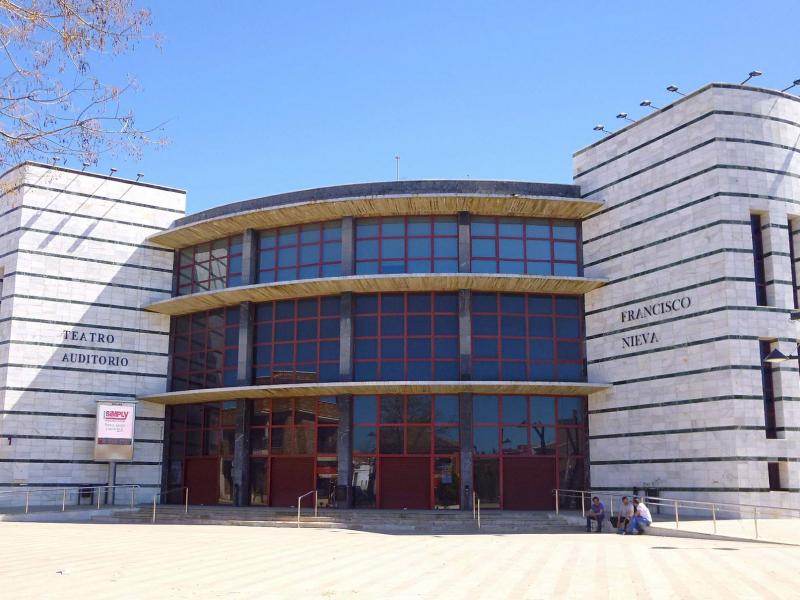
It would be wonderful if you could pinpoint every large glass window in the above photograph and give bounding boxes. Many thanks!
[352,394,460,509]
[177,235,243,295]
[471,293,583,382]
[257,221,341,283]
[355,216,458,275]
[472,395,586,508]
[167,402,237,504]
[170,308,240,391]
[252,296,340,384]
[471,217,579,276]
[353,292,459,381]
[247,397,338,507]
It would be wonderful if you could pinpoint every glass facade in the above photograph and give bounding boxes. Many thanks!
[472,395,586,508]
[166,206,590,510]
[355,216,458,274]
[257,221,342,283]
[472,293,583,382]
[353,293,460,381]
[352,394,461,509]
[252,296,340,384]
[249,397,339,507]
[471,217,579,276]
[177,235,243,295]
[167,402,237,504]
[170,307,240,391]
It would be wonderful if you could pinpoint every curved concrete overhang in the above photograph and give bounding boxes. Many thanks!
[145,273,606,316]
[139,380,612,404]
[149,180,601,249]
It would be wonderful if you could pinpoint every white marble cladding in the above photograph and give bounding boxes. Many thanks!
[0,163,185,506]
[576,85,800,509]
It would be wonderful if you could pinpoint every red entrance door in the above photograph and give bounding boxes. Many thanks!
[184,458,220,505]
[379,457,430,509]
[270,457,315,507]
[502,458,556,510]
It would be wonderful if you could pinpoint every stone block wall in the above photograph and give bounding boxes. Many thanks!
[0,163,185,506]
[576,84,800,509]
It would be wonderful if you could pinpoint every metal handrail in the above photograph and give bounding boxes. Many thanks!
[151,487,189,523]
[296,489,318,528]
[472,491,481,529]
[553,488,800,540]
[0,484,140,514]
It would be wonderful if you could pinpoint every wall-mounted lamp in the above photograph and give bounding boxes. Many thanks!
[741,70,762,85]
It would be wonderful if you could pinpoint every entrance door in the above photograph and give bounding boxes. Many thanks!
[270,457,315,507]
[184,458,220,505]
[379,457,430,509]
[502,458,555,510]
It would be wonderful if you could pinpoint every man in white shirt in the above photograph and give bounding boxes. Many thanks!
[625,496,653,534]
[616,495,634,534]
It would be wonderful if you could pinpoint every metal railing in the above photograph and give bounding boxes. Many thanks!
[296,489,318,528]
[0,484,140,514]
[472,491,481,529]
[151,487,189,523]
[553,488,800,540]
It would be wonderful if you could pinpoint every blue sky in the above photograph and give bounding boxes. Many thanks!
[93,1,799,214]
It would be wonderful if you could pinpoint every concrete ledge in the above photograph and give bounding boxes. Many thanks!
[145,273,606,316]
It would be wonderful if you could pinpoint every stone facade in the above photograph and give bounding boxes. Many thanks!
[0,163,185,505]
[578,84,800,508]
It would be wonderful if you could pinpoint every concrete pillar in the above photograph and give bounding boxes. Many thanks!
[341,217,354,276]
[241,228,258,285]
[459,393,473,511]
[159,406,172,497]
[336,292,354,506]
[458,211,470,273]
[233,399,252,506]
[336,395,353,508]
[339,292,353,382]
[232,301,254,506]
[458,289,471,380]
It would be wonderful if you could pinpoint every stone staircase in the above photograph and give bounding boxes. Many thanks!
[92,505,578,534]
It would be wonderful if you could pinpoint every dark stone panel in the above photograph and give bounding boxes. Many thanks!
[237,302,254,386]
[336,394,353,508]
[458,212,470,273]
[341,217,354,277]
[160,406,172,495]
[458,289,471,380]
[339,292,353,382]
[241,228,258,285]
[459,392,473,511]
[233,399,253,506]
[173,180,582,228]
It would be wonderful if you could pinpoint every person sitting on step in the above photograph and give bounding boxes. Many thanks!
[586,496,605,532]
[616,495,634,534]
[625,497,653,535]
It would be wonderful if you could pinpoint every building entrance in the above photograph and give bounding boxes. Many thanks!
[184,457,221,505]
[269,457,315,507]
[352,394,461,509]
[379,457,430,509]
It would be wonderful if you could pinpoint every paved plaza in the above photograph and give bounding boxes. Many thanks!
[0,522,798,599]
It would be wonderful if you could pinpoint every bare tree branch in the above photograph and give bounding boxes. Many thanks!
[0,0,162,167]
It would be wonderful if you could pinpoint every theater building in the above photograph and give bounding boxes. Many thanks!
[0,82,799,510]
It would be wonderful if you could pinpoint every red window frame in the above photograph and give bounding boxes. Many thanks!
[170,308,239,391]
[177,235,243,295]
[471,394,586,508]
[354,216,458,275]
[471,293,584,381]
[352,292,459,382]
[252,296,341,384]
[257,221,342,283]
[167,401,237,503]
[470,217,579,276]
[248,397,339,506]
[352,394,461,509]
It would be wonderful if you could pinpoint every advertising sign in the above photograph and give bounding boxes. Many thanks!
[94,402,135,461]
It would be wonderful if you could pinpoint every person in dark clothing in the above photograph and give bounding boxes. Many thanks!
[586,496,605,532]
